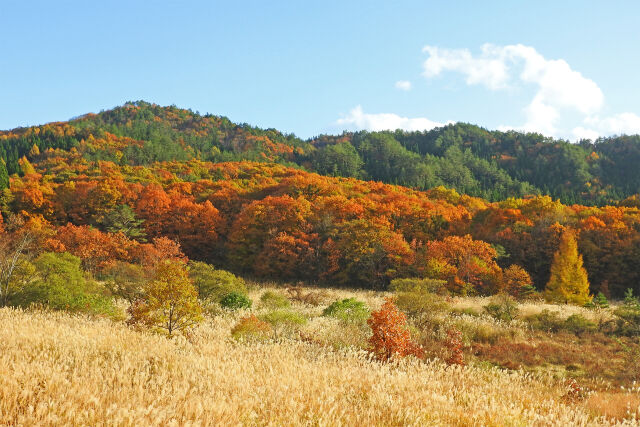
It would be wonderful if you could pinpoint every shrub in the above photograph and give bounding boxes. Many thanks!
[591,292,609,309]
[104,261,147,303]
[286,286,330,306]
[563,314,597,336]
[452,315,523,344]
[188,261,247,303]
[231,315,272,342]
[614,289,640,336]
[394,291,449,326]
[260,310,307,338]
[389,277,447,294]
[14,252,118,317]
[260,291,291,309]
[220,292,252,311]
[524,310,598,336]
[503,265,537,300]
[523,309,564,333]
[367,298,422,361]
[450,307,482,317]
[444,328,465,366]
[483,294,519,322]
[322,298,370,324]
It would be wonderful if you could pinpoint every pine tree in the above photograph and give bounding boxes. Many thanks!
[544,231,592,305]
[0,160,8,191]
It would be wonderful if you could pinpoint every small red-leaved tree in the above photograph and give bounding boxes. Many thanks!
[367,297,422,361]
[444,328,465,366]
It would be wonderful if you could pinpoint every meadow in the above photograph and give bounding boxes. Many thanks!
[1,285,639,426]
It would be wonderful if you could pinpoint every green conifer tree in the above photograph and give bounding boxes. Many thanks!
[0,160,8,191]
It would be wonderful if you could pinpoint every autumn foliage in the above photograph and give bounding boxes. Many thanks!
[545,230,592,305]
[367,298,423,361]
[127,260,202,336]
[444,328,465,366]
[2,104,640,299]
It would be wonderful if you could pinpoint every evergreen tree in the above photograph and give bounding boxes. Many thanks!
[0,160,8,191]
[544,230,592,305]
[97,204,147,241]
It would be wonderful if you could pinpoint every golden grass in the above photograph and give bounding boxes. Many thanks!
[451,296,619,323]
[0,307,633,426]
[584,391,640,422]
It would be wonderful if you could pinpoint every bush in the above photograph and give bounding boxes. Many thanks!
[452,315,523,344]
[220,292,252,311]
[322,298,370,324]
[394,291,449,326]
[260,310,307,338]
[188,261,247,303]
[367,298,422,361]
[614,289,640,336]
[523,309,564,333]
[591,292,609,309]
[524,310,598,336]
[14,252,118,317]
[389,277,447,294]
[484,294,519,322]
[450,307,482,317]
[260,291,291,309]
[563,314,597,336]
[231,315,272,342]
[286,286,330,306]
[444,328,465,365]
[104,261,147,303]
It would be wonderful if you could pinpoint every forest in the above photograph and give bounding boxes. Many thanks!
[0,102,639,299]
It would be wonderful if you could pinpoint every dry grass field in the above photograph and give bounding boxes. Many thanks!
[1,287,639,426]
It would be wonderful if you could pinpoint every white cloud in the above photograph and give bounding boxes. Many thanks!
[423,43,606,138]
[333,44,639,140]
[336,105,448,132]
[571,126,601,141]
[585,113,640,135]
[571,113,640,140]
[423,44,510,90]
[395,80,412,91]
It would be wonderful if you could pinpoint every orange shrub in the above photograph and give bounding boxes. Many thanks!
[367,298,422,361]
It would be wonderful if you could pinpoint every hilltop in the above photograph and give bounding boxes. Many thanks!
[2,101,640,205]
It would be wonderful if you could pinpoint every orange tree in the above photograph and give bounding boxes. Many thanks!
[418,234,502,295]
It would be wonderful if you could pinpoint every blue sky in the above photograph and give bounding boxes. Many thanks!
[2,0,639,140]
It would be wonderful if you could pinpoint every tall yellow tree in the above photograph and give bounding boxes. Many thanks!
[127,260,203,336]
[544,230,592,305]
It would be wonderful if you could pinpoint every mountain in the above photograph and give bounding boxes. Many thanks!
[2,100,640,205]
[2,101,640,298]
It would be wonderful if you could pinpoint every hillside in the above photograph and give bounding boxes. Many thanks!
[2,101,640,205]
[1,103,640,425]
[2,294,637,426]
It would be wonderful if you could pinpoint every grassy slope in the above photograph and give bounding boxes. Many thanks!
[2,287,638,426]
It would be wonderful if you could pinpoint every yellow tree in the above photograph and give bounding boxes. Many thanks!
[128,260,203,336]
[544,231,592,305]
